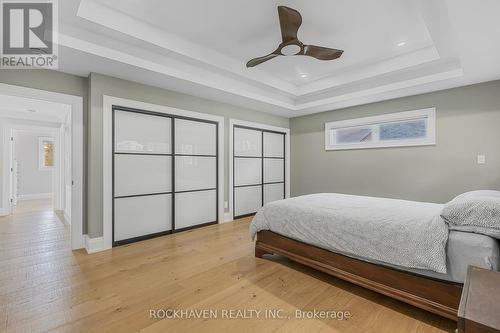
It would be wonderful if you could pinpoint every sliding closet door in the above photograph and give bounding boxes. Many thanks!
[233,126,286,218]
[113,109,219,246]
[113,109,172,245]
[234,127,262,218]
[263,132,285,204]
[174,119,218,230]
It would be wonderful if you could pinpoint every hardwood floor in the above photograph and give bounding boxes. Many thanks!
[0,201,456,333]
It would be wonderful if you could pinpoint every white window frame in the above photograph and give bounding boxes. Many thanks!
[325,108,436,151]
[38,136,55,170]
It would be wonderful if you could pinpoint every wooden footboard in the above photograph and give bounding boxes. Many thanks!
[255,231,463,321]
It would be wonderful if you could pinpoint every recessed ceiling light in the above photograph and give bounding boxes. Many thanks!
[397,41,406,47]
[300,74,308,78]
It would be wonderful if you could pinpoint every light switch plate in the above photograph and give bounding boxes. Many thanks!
[477,154,486,164]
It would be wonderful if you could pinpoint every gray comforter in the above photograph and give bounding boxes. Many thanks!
[250,193,449,273]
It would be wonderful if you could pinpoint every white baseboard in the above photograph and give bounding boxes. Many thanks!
[84,235,105,254]
[0,208,9,216]
[63,211,71,225]
[223,212,233,223]
[18,193,52,201]
[60,213,71,226]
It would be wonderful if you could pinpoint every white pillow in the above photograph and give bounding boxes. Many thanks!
[451,190,500,200]
[441,190,500,239]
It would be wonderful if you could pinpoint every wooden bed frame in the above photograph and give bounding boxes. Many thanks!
[255,231,463,321]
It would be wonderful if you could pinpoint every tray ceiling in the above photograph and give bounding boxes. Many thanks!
[54,0,500,117]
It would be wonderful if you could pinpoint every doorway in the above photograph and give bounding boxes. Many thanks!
[0,83,84,249]
[10,127,61,216]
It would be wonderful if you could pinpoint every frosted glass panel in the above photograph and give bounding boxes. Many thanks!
[114,155,171,197]
[234,185,262,216]
[175,119,216,155]
[234,127,261,157]
[234,157,261,186]
[264,183,284,205]
[115,111,171,153]
[175,190,216,229]
[175,156,216,191]
[263,158,284,183]
[263,132,284,158]
[114,194,171,241]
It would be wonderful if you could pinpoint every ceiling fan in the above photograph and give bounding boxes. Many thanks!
[246,6,344,68]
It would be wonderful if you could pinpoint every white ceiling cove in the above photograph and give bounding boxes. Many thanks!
[56,0,500,117]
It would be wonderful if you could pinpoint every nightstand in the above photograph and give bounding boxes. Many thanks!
[458,266,500,333]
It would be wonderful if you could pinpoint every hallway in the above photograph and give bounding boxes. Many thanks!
[1,199,69,260]
[0,200,72,330]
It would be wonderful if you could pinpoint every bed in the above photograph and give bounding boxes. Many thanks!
[250,193,500,321]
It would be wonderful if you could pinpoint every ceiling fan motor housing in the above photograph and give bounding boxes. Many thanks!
[280,41,303,56]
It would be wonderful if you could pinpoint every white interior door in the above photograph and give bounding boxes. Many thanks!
[63,122,72,221]
[174,118,217,230]
[10,133,17,210]
[233,127,286,218]
[113,110,173,244]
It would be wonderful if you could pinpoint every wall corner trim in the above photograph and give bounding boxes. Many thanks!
[84,235,105,254]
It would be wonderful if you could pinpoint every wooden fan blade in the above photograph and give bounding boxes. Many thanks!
[246,53,279,67]
[303,45,344,60]
[278,6,302,43]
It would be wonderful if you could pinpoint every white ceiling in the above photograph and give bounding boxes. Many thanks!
[54,0,500,117]
[90,0,434,85]
[0,94,69,123]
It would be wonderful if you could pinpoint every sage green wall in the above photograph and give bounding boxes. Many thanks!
[290,80,500,203]
[0,70,288,238]
[0,69,88,97]
[6,70,498,236]
[0,69,89,232]
[87,73,289,237]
